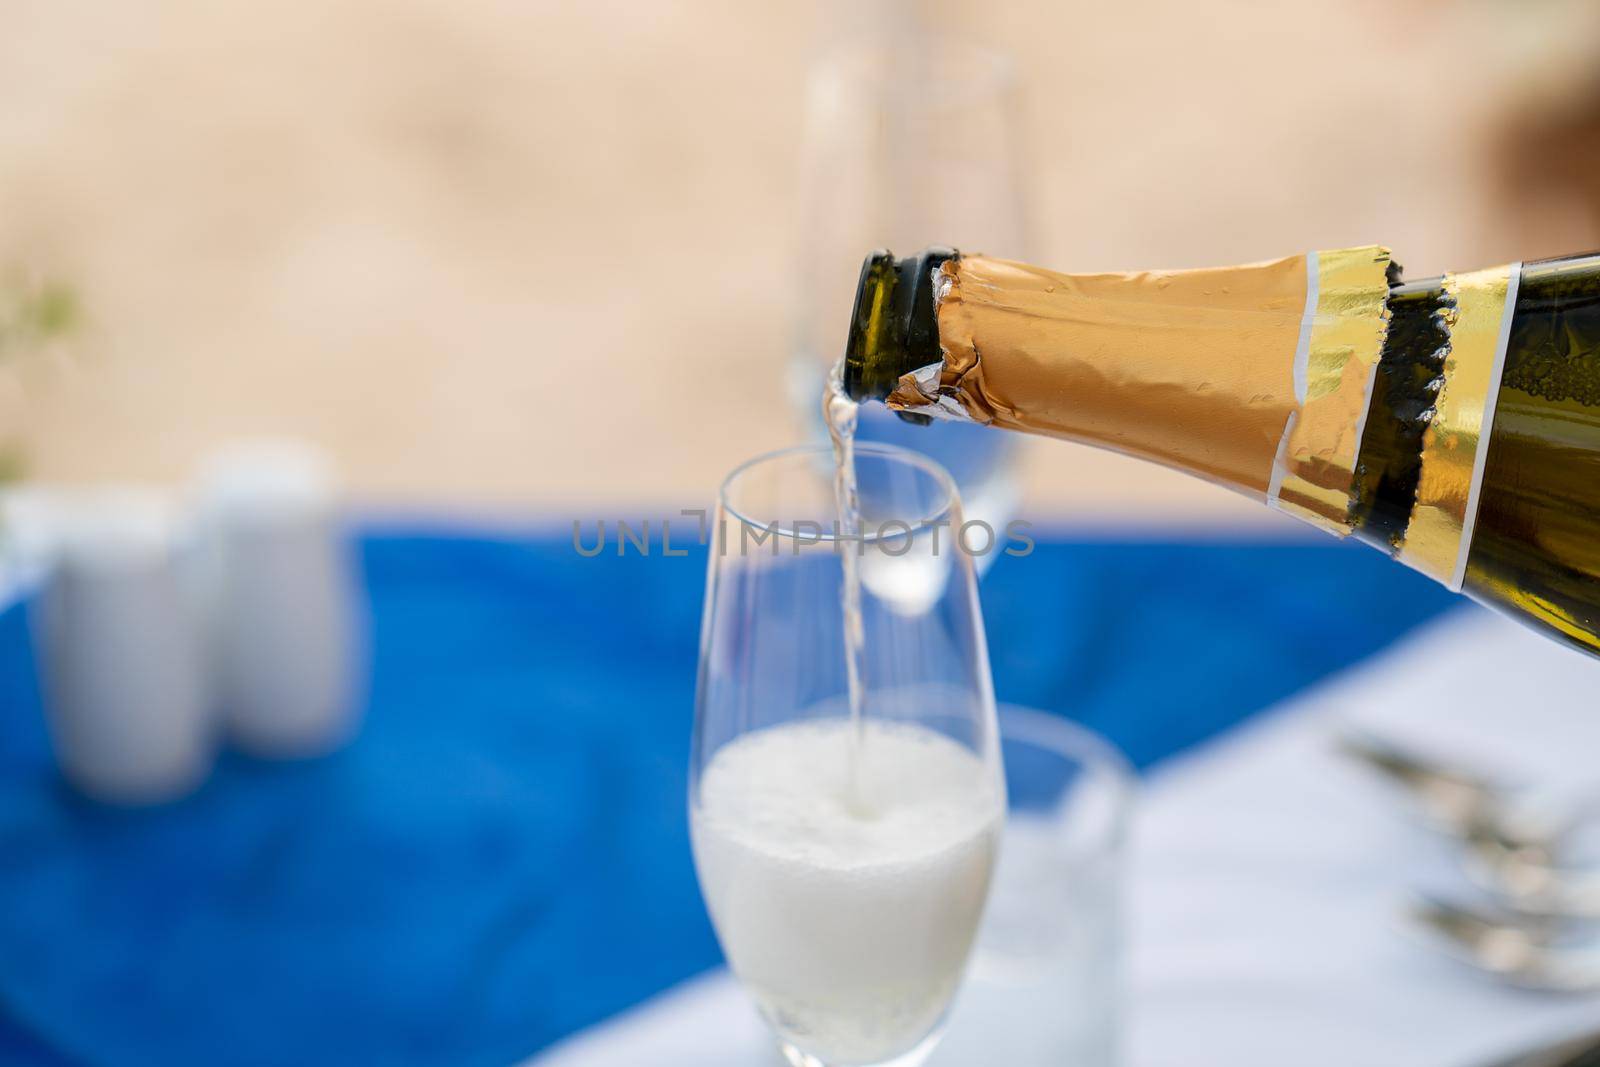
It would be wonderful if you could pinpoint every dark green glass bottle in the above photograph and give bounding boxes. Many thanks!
[1458,255,1600,655]
[844,246,1600,658]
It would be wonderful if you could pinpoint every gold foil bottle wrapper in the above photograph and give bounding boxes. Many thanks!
[1399,263,1522,588]
[891,247,1392,525]
[909,252,1308,496]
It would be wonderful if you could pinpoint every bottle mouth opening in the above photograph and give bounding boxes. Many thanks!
[843,247,958,403]
[842,250,898,402]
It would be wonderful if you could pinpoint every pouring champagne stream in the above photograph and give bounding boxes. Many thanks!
[823,359,869,810]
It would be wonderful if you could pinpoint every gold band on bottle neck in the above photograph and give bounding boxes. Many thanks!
[1398,263,1522,588]
[1266,247,1394,533]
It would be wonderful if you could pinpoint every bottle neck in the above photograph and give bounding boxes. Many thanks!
[846,247,1395,527]
[841,246,1522,584]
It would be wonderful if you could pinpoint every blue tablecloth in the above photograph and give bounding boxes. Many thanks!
[0,529,1459,1066]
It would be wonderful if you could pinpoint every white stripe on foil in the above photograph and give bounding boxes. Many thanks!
[1449,261,1522,591]
[1267,251,1320,507]
[1266,411,1297,506]
[1291,250,1319,406]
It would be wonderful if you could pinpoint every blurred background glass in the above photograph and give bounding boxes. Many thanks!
[791,18,1026,540]
[929,705,1132,1067]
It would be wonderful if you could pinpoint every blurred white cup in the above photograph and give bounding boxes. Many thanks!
[194,440,365,758]
[34,487,214,803]
[1,485,63,604]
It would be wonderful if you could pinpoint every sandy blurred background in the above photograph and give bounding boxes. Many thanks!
[3,0,1599,525]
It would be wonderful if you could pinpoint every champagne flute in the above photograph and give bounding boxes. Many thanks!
[791,29,1028,554]
[690,444,1006,1067]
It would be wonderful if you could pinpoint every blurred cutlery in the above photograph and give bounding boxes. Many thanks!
[1337,733,1577,851]
[1409,896,1600,993]
[1461,823,1600,920]
[1339,733,1600,918]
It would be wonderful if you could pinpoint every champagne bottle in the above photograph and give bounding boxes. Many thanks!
[843,246,1600,657]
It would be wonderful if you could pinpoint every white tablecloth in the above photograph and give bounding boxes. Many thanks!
[535,608,1600,1067]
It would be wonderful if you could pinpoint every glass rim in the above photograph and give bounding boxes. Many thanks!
[813,35,1019,108]
[718,442,961,544]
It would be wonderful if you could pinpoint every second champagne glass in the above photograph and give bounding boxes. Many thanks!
[690,444,1006,1067]
[792,29,1028,550]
